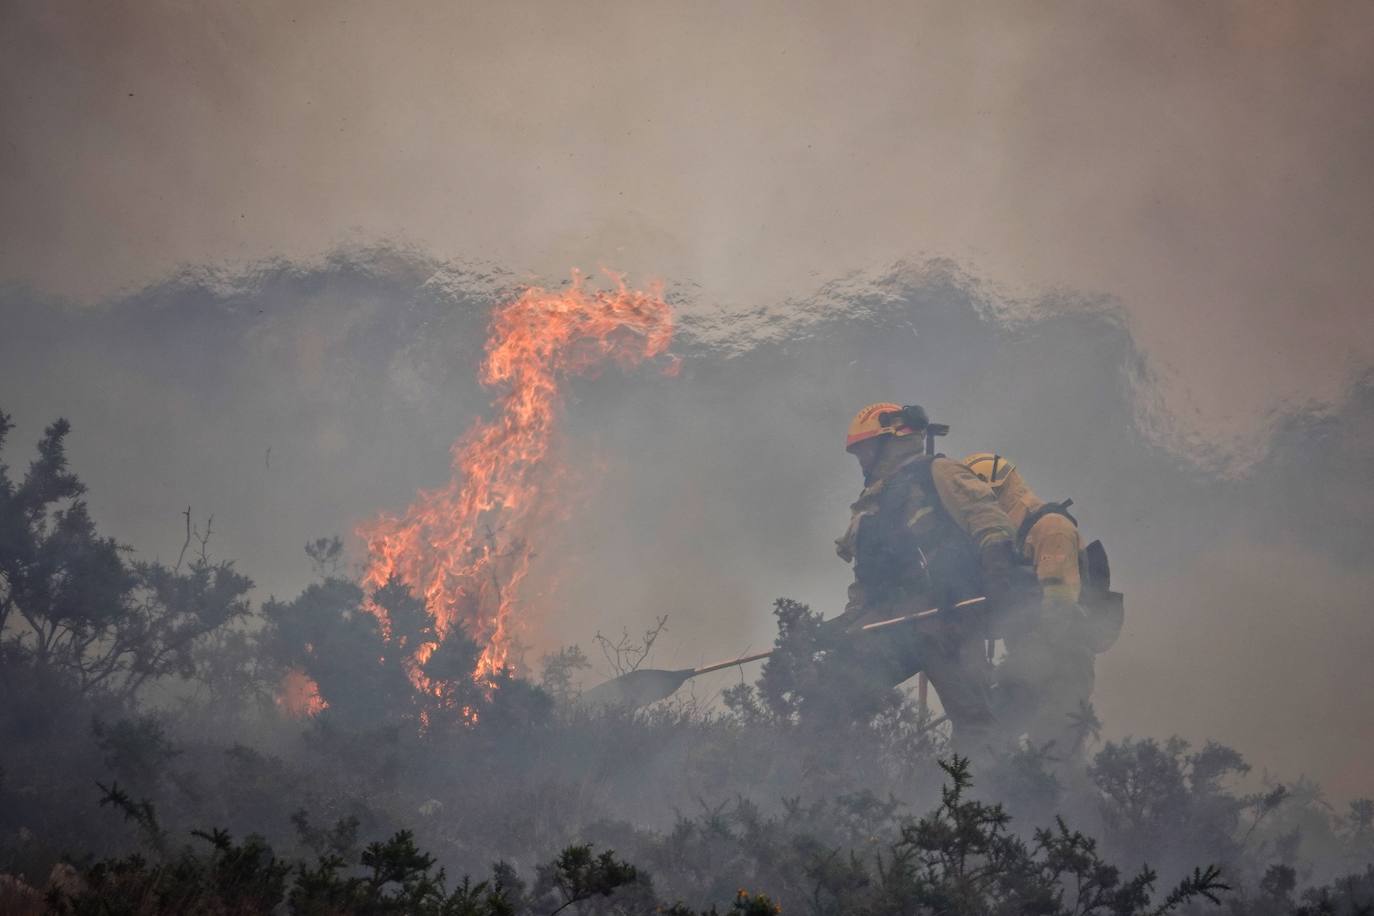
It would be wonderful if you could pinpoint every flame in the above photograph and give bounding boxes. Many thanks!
[277,668,328,718]
[358,270,675,697]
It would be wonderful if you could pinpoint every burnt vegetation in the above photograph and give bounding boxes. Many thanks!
[3,410,1374,914]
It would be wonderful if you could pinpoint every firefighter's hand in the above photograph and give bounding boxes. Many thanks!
[819,611,860,643]
[980,541,1040,615]
[985,575,1037,617]
[1009,565,1043,606]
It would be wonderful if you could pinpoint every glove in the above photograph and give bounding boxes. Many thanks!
[980,540,1040,615]
[819,610,862,644]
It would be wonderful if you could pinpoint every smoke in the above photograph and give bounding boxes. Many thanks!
[2,247,1371,797]
[3,1,1373,467]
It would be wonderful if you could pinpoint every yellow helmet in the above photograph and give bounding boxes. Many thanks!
[845,403,926,452]
[962,452,1016,489]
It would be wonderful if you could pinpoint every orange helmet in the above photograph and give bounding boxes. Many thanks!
[845,402,927,452]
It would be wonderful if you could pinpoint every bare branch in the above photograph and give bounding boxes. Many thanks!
[194,515,214,565]
[174,506,192,573]
[592,615,668,676]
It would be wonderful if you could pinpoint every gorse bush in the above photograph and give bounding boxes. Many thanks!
[44,759,1229,915]
[0,413,252,702]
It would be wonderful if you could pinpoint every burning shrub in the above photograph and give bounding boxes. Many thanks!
[357,272,676,715]
[260,570,554,735]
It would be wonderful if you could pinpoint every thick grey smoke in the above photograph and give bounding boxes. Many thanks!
[2,2,1372,465]
[2,249,1371,797]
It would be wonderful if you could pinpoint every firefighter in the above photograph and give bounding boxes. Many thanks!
[963,452,1096,756]
[832,403,1031,751]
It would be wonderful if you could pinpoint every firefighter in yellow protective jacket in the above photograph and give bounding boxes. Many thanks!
[963,452,1095,756]
[833,403,1030,751]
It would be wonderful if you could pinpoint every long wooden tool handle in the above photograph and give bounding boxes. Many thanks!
[692,649,775,676]
[857,596,986,632]
[688,596,987,677]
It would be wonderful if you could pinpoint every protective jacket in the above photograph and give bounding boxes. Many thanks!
[837,453,1017,622]
[835,446,1019,748]
[982,463,1100,755]
[994,467,1081,606]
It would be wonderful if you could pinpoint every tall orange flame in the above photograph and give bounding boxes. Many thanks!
[358,270,675,696]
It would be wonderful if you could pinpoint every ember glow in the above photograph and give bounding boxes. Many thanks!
[277,668,328,718]
[358,270,675,696]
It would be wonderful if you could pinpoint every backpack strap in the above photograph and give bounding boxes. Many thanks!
[882,453,943,500]
[1016,498,1077,546]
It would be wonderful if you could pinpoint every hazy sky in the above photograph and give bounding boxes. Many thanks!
[3,1,1372,461]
